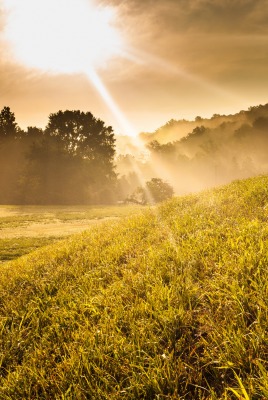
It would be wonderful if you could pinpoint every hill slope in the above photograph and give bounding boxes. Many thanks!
[139,103,268,145]
[1,176,268,399]
[116,104,268,198]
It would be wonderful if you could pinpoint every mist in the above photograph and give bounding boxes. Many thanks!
[115,103,268,200]
[1,103,268,205]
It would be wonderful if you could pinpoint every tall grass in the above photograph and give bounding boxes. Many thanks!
[1,176,268,399]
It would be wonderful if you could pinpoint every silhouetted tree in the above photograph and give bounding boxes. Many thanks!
[46,110,115,164]
[18,110,117,204]
[128,178,174,204]
[146,178,174,203]
[0,107,24,202]
[0,106,20,140]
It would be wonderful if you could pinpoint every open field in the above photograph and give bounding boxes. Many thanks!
[1,176,268,399]
[0,205,143,263]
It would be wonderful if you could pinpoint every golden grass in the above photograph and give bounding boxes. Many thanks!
[1,176,268,399]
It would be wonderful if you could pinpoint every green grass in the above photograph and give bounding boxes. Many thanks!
[0,204,143,263]
[1,176,268,399]
[0,204,143,228]
[0,237,59,263]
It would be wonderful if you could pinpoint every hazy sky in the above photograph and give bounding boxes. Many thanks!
[0,0,268,135]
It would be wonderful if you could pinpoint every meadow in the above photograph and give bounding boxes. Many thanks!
[0,204,143,263]
[1,176,268,399]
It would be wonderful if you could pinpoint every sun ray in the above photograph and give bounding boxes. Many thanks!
[123,48,244,104]
[86,69,136,137]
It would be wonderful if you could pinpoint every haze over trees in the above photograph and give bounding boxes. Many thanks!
[0,108,117,204]
[127,178,174,205]
[118,103,268,196]
[1,103,268,205]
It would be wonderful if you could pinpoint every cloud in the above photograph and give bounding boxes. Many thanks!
[101,0,268,35]
[99,0,268,80]
[0,0,268,134]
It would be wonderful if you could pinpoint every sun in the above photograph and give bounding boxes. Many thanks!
[2,0,124,74]
[2,0,140,137]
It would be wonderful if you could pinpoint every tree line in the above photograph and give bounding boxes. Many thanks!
[118,103,268,196]
[5,101,263,205]
[0,107,117,204]
[0,106,175,205]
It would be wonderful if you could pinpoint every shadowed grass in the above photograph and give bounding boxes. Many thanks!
[1,176,268,399]
[0,237,60,264]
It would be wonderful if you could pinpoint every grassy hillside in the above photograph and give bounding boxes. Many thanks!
[1,176,268,399]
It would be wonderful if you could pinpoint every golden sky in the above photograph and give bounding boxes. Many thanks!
[0,0,268,135]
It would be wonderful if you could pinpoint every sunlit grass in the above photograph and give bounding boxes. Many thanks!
[1,176,268,398]
[0,204,143,262]
[0,204,144,226]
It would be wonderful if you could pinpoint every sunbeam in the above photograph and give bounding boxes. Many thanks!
[86,69,136,137]
[1,0,247,140]
[123,48,244,104]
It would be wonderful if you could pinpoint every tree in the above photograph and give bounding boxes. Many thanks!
[253,117,268,131]
[147,140,177,157]
[0,107,24,203]
[0,106,19,139]
[19,110,117,204]
[45,110,116,196]
[0,107,118,204]
[128,178,174,204]
[24,126,44,137]
[146,178,174,203]
[45,110,115,164]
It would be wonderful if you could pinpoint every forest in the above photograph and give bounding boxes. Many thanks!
[118,103,268,197]
[1,103,268,205]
